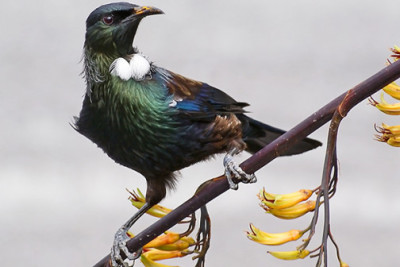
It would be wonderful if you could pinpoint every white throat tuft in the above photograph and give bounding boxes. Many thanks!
[110,54,151,81]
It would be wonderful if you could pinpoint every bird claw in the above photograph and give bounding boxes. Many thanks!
[223,148,257,190]
[111,227,142,267]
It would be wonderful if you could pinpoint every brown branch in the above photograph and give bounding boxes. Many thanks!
[313,75,367,266]
[94,60,400,267]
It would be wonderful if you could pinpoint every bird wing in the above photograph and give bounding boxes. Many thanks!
[156,68,249,120]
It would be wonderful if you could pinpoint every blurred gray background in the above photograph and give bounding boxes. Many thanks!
[1,0,400,266]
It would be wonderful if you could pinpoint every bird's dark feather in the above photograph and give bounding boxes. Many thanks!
[156,68,249,120]
[77,2,322,210]
[86,2,138,28]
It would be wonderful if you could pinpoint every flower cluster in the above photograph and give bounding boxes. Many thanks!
[139,232,195,267]
[246,188,315,261]
[370,45,400,147]
[258,188,316,219]
[375,122,400,147]
[246,188,349,265]
[127,189,197,267]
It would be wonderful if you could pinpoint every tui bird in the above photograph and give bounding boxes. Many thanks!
[74,2,321,266]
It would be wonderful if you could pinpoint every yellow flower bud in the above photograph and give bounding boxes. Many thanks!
[391,45,400,61]
[387,136,400,147]
[157,238,196,251]
[340,261,350,267]
[129,189,172,218]
[142,249,186,261]
[179,236,196,245]
[266,200,316,219]
[383,82,400,100]
[246,224,304,245]
[140,252,179,267]
[144,232,180,249]
[371,93,400,115]
[156,240,189,251]
[267,249,310,260]
[259,188,313,210]
[375,123,400,147]
[381,123,400,135]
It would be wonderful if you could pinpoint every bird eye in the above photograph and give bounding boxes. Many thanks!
[102,15,114,25]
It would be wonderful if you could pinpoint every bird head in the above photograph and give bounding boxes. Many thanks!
[84,2,163,56]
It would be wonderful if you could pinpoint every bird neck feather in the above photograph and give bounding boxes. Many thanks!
[82,47,175,128]
[82,47,118,97]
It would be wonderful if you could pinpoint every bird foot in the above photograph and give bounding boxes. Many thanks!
[111,227,142,267]
[223,148,257,190]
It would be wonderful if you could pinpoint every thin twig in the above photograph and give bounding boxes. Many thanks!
[319,110,342,266]
[304,81,366,266]
[329,229,344,265]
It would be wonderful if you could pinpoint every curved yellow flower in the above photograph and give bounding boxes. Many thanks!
[142,249,187,261]
[381,123,400,135]
[372,93,400,115]
[265,200,316,220]
[156,237,195,251]
[267,249,310,260]
[140,252,179,267]
[375,123,400,147]
[128,229,195,267]
[259,188,313,210]
[387,136,400,147]
[144,232,181,249]
[383,82,400,100]
[246,224,304,245]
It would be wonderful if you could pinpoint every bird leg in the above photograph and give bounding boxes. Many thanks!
[223,148,257,190]
[111,202,152,267]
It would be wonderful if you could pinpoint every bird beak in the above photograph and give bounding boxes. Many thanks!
[113,5,164,55]
[133,6,164,17]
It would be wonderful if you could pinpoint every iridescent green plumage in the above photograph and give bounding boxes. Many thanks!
[76,0,321,223]
[78,49,182,197]
[75,3,321,266]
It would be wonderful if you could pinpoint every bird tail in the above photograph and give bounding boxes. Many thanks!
[239,115,322,156]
